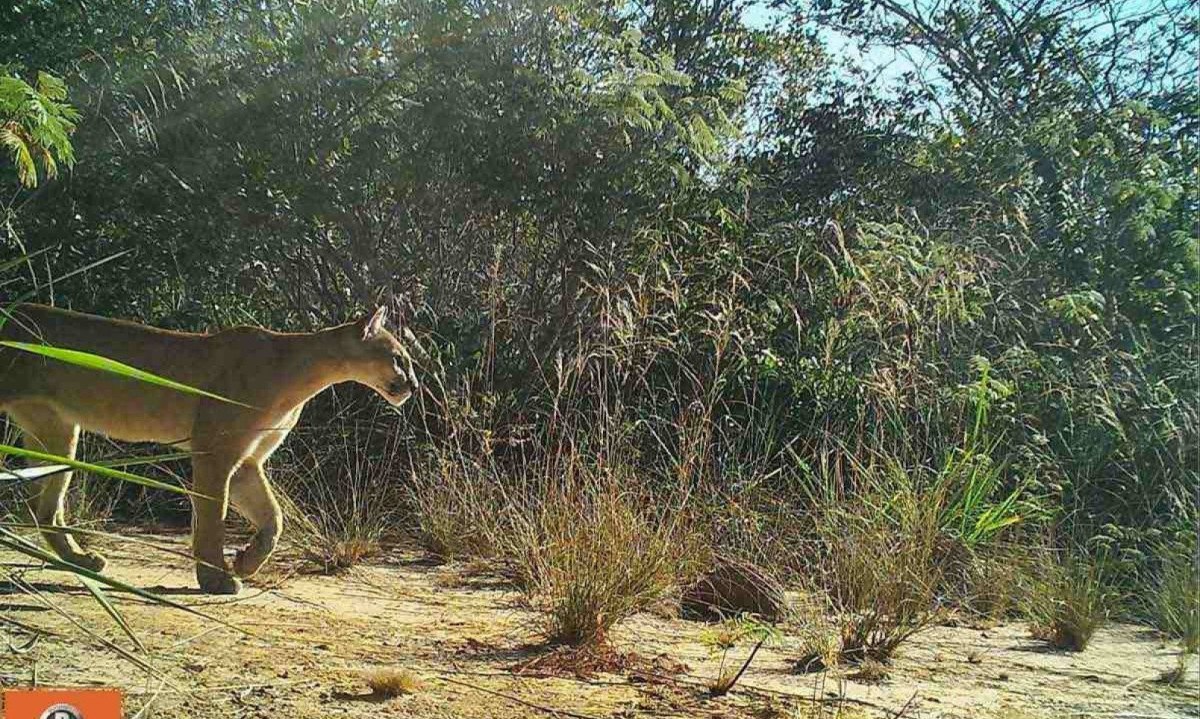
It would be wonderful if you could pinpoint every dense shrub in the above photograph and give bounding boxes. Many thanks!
[3,0,1194,631]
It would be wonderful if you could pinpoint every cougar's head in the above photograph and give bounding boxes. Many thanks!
[349,305,419,407]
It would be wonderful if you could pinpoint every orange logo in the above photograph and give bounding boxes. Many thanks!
[2,689,121,719]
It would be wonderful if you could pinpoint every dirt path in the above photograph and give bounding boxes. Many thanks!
[2,532,1196,718]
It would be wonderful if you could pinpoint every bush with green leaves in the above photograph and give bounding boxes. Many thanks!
[2,0,1194,625]
[0,70,77,188]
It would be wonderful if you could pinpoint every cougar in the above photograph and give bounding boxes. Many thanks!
[0,303,417,594]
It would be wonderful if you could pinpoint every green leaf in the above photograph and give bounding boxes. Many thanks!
[35,71,68,101]
[78,575,146,652]
[0,444,202,497]
[0,127,36,187]
[0,451,192,486]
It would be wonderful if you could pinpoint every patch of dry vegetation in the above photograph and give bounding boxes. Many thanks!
[957,545,1029,625]
[363,667,425,698]
[506,469,707,646]
[1149,547,1199,653]
[813,474,945,665]
[1026,552,1113,652]
[275,402,406,573]
[790,598,840,674]
[408,449,506,560]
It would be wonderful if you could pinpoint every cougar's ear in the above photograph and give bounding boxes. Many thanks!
[361,305,388,340]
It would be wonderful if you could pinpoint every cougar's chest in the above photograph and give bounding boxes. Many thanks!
[248,405,304,463]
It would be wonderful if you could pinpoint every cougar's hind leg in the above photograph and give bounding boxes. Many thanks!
[10,403,107,572]
[228,460,283,578]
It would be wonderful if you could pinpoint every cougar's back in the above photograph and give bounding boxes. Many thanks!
[0,303,214,443]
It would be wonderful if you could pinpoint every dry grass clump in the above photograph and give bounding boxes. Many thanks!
[789,595,840,674]
[1026,552,1113,652]
[278,487,387,573]
[512,641,641,679]
[815,477,944,665]
[363,667,425,697]
[275,403,406,573]
[314,536,381,572]
[1149,547,1199,653]
[66,475,122,548]
[507,471,707,646]
[409,451,507,560]
[956,544,1030,625]
[848,659,890,683]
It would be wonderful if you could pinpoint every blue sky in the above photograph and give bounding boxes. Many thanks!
[742,2,923,84]
[739,0,1193,90]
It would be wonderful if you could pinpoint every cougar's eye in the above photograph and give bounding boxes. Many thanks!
[392,354,404,371]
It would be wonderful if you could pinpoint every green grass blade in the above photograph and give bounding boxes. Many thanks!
[0,444,202,497]
[0,451,192,486]
[95,451,194,466]
[0,341,252,407]
[78,574,147,652]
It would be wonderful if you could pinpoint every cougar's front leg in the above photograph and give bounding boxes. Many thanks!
[190,452,242,595]
[229,461,283,578]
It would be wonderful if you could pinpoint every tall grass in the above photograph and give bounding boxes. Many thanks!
[1026,551,1115,652]
[811,465,945,664]
[1148,546,1200,653]
[274,397,409,572]
[505,467,706,646]
[408,446,507,560]
[395,227,1071,655]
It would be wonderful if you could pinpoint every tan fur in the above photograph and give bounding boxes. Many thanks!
[0,303,417,594]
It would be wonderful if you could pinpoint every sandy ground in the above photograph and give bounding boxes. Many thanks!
[1,531,1197,719]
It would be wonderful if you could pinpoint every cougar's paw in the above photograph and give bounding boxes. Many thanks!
[196,564,243,595]
[232,547,262,579]
[67,551,108,573]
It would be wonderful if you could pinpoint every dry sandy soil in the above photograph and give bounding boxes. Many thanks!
[1,530,1196,719]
